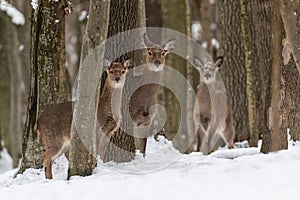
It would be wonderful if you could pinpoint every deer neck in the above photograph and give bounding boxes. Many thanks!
[142,65,163,84]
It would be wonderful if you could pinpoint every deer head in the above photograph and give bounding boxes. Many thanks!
[143,33,176,72]
[104,59,131,88]
[193,56,223,84]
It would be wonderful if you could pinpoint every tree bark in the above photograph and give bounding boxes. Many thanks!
[261,0,288,153]
[103,0,145,162]
[280,0,300,75]
[217,0,249,141]
[240,0,258,147]
[251,0,273,143]
[19,0,70,174]
[68,0,110,178]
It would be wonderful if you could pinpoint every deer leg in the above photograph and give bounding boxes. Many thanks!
[139,138,147,157]
[196,126,206,152]
[98,131,111,160]
[43,151,53,179]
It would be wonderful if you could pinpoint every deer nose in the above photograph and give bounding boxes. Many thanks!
[154,60,161,67]
[204,73,211,80]
[115,77,120,82]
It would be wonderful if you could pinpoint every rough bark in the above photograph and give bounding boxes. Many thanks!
[240,0,258,147]
[261,0,288,153]
[19,0,70,173]
[68,0,109,178]
[102,0,145,162]
[161,0,187,152]
[217,0,249,141]
[251,0,273,142]
[280,0,300,75]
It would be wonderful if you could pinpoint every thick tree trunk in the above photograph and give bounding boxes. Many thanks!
[240,0,258,147]
[103,0,145,162]
[251,0,273,142]
[19,0,70,173]
[217,0,249,141]
[68,0,110,178]
[161,0,187,152]
[261,0,287,153]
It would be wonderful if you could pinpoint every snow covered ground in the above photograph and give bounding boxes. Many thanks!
[1,137,300,200]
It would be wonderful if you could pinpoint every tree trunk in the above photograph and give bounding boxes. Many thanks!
[185,0,195,153]
[261,0,287,153]
[19,0,70,174]
[251,0,273,143]
[161,0,188,152]
[280,0,300,75]
[217,0,249,142]
[68,0,110,178]
[240,0,258,147]
[0,12,11,160]
[103,0,145,162]
[280,0,300,141]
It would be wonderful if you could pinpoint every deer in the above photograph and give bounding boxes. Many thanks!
[37,60,130,179]
[130,33,176,156]
[97,59,130,159]
[193,56,235,155]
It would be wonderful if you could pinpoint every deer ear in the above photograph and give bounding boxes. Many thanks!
[123,59,131,69]
[193,56,203,68]
[214,56,224,67]
[103,59,111,71]
[143,33,154,48]
[163,39,176,52]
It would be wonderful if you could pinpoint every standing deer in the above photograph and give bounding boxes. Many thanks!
[130,34,176,156]
[97,59,130,159]
[37,60,130,179]
[193,56,235,155]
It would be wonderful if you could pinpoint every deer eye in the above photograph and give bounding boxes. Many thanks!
[121,70,125,74]
[161,51,166,56]
[110,71,113,74]
[148,51,152,56]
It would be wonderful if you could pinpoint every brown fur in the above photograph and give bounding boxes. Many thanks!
[37,61,129,179]
[130,34,176,156]
[193,56,235,155]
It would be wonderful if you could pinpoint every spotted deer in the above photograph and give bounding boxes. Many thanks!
[193,56,235,155]
[37,60,130,179]
[130,34,176,156]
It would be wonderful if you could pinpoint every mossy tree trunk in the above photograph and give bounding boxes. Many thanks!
[19,0,70,174]
[240,0,259,147]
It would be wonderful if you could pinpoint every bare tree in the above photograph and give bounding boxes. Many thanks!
[68,0,110,178]
[240,0,259,147]
[261,0,287,153]
[19,0,70,173]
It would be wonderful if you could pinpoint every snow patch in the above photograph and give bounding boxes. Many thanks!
[79,10,88,22]
[0,148,13,175]
[31,0,38,11]
[211,38,219,49]
[0,0,25,25]
[191,21,202,41]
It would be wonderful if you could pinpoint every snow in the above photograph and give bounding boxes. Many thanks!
[0,0,25,25]
[79,10,88,22]
[191,21,202,41]
[31,0,38,11]
[1,137,300,200]
[211,38,220,49]
[0,147,13,175]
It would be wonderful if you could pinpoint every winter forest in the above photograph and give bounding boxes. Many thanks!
[0,0,300,199]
